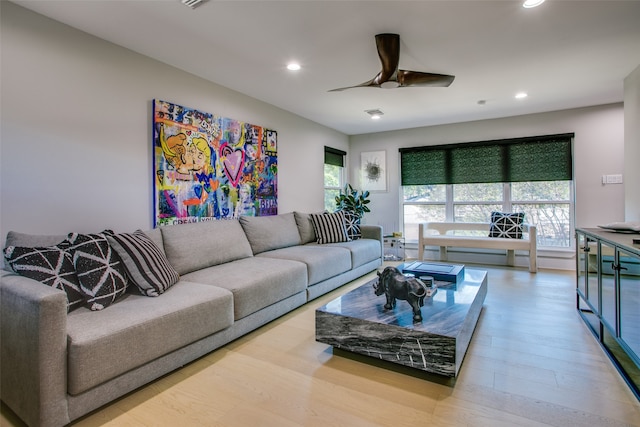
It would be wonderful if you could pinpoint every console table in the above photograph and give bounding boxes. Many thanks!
[575,228,640,400]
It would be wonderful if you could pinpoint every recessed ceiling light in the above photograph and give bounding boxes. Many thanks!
[523,0,545,8]
[515,92,528,99]
[365,109,384,120]
[287,63,301,71]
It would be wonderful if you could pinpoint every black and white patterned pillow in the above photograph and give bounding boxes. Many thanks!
[3,243,85,312]
[65,231,128,310]
[106,230,179,296]
[489,212,525,239]
[342,210,362,240]
[310,211,351,244]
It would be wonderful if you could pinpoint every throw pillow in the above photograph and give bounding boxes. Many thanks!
[342,210,362,240]
[239,213,301,254]
[106,230,179,296]
[3,243,86,312]
[489,212,525,239]
[310,211,351,244]
[65,231,129,310]
[293,211,317,244]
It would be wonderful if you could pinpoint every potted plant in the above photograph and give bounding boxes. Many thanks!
[335,184,371,220]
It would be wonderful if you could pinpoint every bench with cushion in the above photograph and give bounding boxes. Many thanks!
[418,221,537,273]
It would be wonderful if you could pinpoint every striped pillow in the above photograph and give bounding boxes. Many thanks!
[106,230,179,296]
[310,211,351,244]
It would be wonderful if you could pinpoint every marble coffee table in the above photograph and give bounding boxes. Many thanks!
[315,266,487,377]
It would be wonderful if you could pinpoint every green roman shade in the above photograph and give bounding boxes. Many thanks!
[400,133,573,185]
[324,146,346,167]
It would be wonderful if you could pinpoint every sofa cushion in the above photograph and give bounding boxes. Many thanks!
[106,230,180,296]
[239,213,301,254]
[321,238,382,269]
[489,211,525,239]
[66,281,234,395]
[142,227,166,256]
[3,243,86,312]
[294,211,317,244]
[257,245,351,285]
[181,257,307,320]
[161,220,253,275]
[65,231,129,310]
[310,211,350,244]
[4,231,67,249]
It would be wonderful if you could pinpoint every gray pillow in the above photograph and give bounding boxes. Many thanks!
[240,213,301,254]
[5,231,67,249]
[294,212,318,244]
[160,220,253,275]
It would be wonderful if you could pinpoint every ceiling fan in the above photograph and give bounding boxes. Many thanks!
[329,33,455,92]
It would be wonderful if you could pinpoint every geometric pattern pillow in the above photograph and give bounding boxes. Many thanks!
[106,230,179,297]
[489,211,525,239]
[310,211,351,244]
[65,231,129,310]
[3,243,86,312]
[342,210,362,240]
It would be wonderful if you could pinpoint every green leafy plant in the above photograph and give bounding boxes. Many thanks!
[335,184,371,219]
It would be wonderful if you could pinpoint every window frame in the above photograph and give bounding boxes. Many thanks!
[324,147,346,212]
[402,181,575,249]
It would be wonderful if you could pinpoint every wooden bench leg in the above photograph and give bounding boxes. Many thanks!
[506,249,515,266]
[439,246,448,261]
[529,252,538,273]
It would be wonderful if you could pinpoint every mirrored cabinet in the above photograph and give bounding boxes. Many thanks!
[576,228,640,400]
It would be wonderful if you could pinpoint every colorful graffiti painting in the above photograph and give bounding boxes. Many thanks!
[153,100,277,226]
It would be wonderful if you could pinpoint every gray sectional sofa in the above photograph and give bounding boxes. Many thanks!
[0,212,383,427]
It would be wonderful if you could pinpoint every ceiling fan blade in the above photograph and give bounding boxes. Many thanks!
[397,70,455,87]
[373,33,400,85]
[328,34,400,92]
[328,77,380,92]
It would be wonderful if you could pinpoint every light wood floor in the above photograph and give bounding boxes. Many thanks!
[3,263,640,427]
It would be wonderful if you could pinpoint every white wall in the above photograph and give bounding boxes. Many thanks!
[349,104,625,269]
[624,64,640,222]
[0,3,628,272]
[0,2,348,243]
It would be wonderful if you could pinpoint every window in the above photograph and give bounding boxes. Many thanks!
[324,147,346,212]
[400,134,574,248]
[403,182,573,246]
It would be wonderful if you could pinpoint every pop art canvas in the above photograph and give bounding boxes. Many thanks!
[153,100,277,226]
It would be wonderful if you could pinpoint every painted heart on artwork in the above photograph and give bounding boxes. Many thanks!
[193,185,202,199]
[220,142,245,187]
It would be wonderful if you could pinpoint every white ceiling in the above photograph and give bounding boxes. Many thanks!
[12,0,640,135]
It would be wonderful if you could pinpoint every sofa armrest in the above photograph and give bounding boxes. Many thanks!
[360,225,383,258]
[1,271,69,427]
[360,225,382,241]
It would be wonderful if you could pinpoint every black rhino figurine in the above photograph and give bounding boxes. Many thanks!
[374,266,428,322]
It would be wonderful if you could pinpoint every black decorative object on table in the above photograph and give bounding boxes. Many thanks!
[374,266,427,322]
